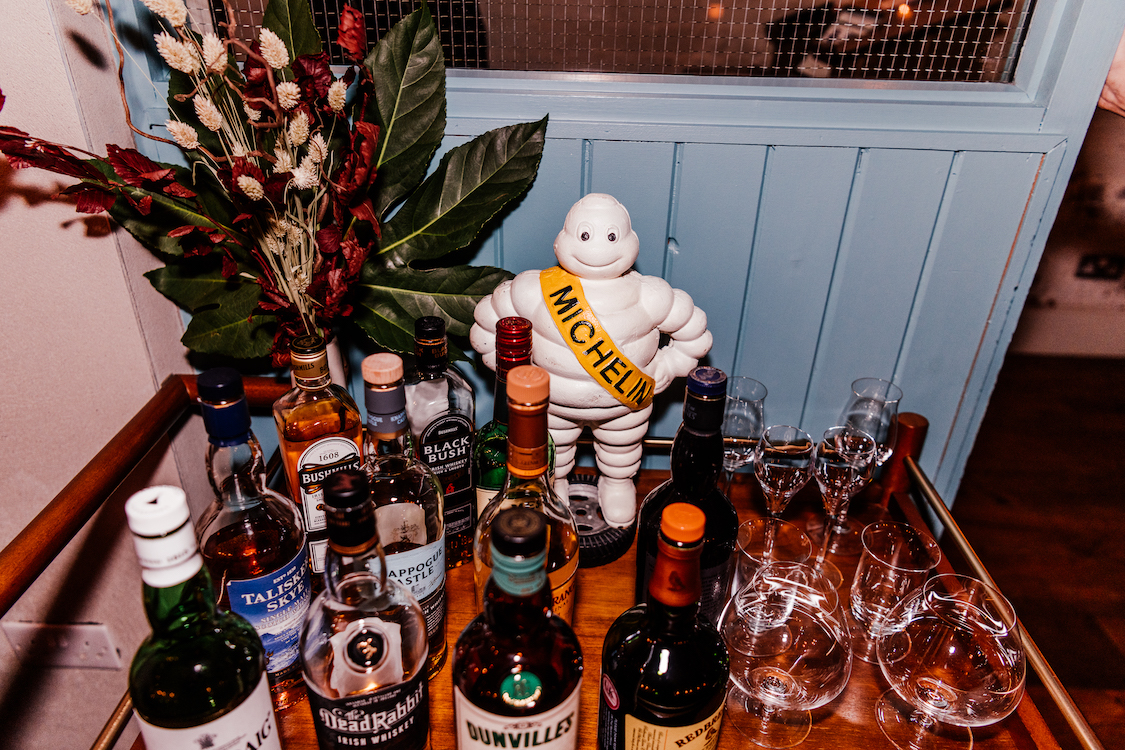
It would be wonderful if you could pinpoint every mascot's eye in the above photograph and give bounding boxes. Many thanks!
[580,231,590,241]
[607,232,617,242]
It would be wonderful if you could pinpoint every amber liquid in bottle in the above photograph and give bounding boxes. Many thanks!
[274,335,365,593]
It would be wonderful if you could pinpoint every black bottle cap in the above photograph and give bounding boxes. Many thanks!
[290,334,326,356]
[324,469,377,553]
[492,507,548,558]
[415,316,446,342]
[687,366,727,398]
[197,367,245,402]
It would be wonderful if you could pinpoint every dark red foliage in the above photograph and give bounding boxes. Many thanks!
[293,53,333,100]
[336,6,368,62]
[0,126,106,182]
[106,145,198,199]
[331,120,380,225]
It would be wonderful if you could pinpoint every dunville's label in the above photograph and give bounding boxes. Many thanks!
[308,667,429,750]
[136,676,280,750]
[418,415,474,536]
[297,437,364,532]
[455,680,580,750]
[226,547,311,675]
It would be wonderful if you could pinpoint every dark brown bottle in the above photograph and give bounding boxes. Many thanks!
[453,507,583,749]
[598,503,729,750]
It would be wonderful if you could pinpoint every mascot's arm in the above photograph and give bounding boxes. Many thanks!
[649,285,713,392]
[469,279,520,372]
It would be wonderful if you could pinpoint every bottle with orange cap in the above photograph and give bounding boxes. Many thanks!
[597,502,729,750]
[473,365,581,623]
[361,352,448,678]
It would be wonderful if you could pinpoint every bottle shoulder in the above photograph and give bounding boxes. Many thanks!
[274,383,361,414]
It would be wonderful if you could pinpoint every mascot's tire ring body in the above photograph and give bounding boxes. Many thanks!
[567,472,636,568]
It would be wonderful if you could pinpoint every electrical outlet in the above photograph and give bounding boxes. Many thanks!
[2,622,122,670]
[1076,253,1125,280]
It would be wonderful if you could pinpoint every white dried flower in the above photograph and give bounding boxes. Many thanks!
[154,32,199,75]
[258,28,290,70]
[287,111,309,147]
[230,141,248,158]
[327,80,348,112]
[243,104,262,123]
[165,119,199,149]
[292,267,310,293]
[276,81,301,110]
[262,233,281,256]
[290,161,319,190]
[141,0,187,26]
[65,0,95,15]
[202,33,226,73]
[306,134,328,164]
[193,95,223,132]
[272,149,294,174]
[236,174,265,201]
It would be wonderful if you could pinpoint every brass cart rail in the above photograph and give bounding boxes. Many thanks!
[0,376,1102,750]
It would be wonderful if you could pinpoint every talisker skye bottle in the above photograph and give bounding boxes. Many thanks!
[127,486,280,750]
[196,367,311,710]
[300,470,430,750]
[634,366,738,625]
[598,503,729,750]
[405,316,476,568]
[453,507,583,750]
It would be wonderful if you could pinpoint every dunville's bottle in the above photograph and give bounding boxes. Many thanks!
[453,507,583,750]
[126,486,280,750]
[598,503,729,750]
[301,469,430,750]
[196,367,312,710]
[362,352,448,678]
[634,366,738,625]
[474,365,580,623]
[405,315,476,568]
[273,334,365,590]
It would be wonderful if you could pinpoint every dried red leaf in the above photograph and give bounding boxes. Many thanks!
[336,6,368,62]
[332,120,380,226]
[315,225,342,256]
[0,127,106,182]
[61,183,117,214]
[221,253,239,279]
[293,53,333,100]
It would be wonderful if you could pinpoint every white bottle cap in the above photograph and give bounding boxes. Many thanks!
[126,486,202,588]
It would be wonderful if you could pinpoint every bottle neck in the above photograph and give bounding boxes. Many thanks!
[671,391,725,490]
[143,565,220,634]
[207,436,268,511]
[505,396,550,480]
[323,492,389,599]
[415,337,449,376]
[484,548,552,629]
[364,379,412,457]
[647,534,704,632]
[491,350,532,425]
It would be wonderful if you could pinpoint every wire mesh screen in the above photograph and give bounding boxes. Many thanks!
[199,0,1035,81]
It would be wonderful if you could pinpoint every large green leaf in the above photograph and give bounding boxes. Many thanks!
[145,255,258,311]
[108,187,243,258]
[261,0,322,61]
[179,279,276,358]
[378,116,548,266]
[363,3,446,219]
[352,263,514,358]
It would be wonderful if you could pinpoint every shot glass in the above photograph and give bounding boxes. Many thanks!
[730,517,813,598]
[848,521,941,662]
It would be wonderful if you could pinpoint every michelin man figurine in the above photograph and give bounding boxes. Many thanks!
[470,193,712,528]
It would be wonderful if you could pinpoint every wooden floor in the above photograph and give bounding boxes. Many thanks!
[950,354,1125,750]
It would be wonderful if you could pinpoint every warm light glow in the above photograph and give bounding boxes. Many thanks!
[707,3,723,20]
[896,3,913,20]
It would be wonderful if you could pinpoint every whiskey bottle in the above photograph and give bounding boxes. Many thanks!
[474,365,580,623]
[453,507,583,750]
[273,334,365,589]
[301,469,430,750]
[598,503,729,750]
[126,486,281,750]
[363,352,448,678]
[405,316,476,568]
[196,367,312,710]
[634,366,738,625]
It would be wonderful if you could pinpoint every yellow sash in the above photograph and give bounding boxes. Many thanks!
[539,266,655,410]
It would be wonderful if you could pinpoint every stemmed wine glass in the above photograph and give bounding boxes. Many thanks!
[875,574,1026,750]
[722,377,768,492]
[720,561,853,748]
[810,426,876,583]
[753,426,813,557]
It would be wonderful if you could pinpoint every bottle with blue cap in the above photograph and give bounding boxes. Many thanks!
[196,366,311,710]
[126,485,281,749]
[633,366,738,625]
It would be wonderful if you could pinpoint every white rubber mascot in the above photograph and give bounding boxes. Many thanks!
[470,193,712,527]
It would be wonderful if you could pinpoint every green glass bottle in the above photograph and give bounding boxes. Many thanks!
[126,486,279,749]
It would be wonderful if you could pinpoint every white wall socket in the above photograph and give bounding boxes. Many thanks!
[2,622,122,670]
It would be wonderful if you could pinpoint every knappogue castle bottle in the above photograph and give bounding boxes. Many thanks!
[300,469,430,750]
[196,367,311,710]
[599,503,729,750]
[274,334,365,589]
[127,486,280,750]
[363,352,448,678]
[405,315,476,567]
[453,507,583,750]
[634,366,738,625]
[474,365,580,623]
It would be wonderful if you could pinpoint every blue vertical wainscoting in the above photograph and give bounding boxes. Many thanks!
[111,0,1125,507]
